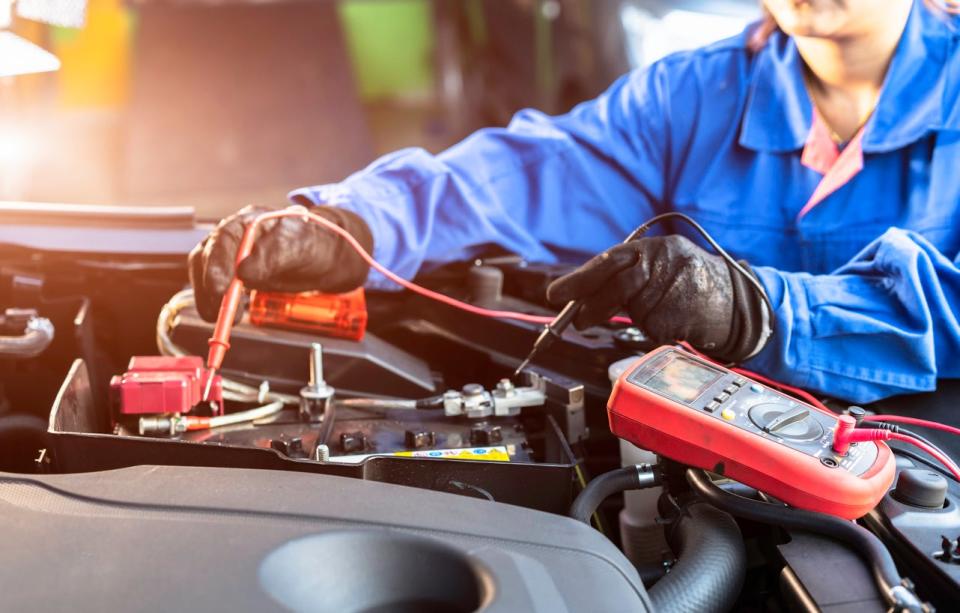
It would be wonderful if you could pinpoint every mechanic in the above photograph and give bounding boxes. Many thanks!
[190,0,960,404]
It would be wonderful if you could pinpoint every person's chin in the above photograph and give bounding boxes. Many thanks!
[769,1,847,39]
[776,15,846,40]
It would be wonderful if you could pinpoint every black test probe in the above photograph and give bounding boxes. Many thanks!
[513,213,774,377]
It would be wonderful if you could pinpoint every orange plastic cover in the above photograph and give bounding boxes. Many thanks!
[249,288,367,341]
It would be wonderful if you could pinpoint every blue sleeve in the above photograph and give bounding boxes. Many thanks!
[745,228,960,403]
[289,67,671,288]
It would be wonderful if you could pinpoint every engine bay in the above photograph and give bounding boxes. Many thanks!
[2,212,960,612]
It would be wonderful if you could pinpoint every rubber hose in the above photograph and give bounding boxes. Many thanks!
[647,503,747,613]
[569,465,652,524]
[0,317,54,359]
[685,469,923,612]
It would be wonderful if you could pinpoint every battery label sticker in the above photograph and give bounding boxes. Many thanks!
[327,446,512,464]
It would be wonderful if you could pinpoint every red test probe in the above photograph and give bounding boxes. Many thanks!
[203,209,298,400]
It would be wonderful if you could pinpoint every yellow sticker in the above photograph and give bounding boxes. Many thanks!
[395,446,511,462]
[328,445,511,464]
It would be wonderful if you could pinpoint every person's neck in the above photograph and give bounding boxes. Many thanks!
[795,1,913,141]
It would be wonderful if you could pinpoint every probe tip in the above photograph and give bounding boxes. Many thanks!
[513,356,532,378]
[202,369,216,402]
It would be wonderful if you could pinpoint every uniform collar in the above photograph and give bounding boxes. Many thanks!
[739,1,958,154]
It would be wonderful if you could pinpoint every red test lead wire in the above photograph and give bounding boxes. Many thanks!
[832,416,960,481]
[862,414,960,438]
[888,432,960,481]
[289,206,632,326]
[204,209,300,399]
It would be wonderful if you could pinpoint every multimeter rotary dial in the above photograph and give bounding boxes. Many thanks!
[748,403,824,442]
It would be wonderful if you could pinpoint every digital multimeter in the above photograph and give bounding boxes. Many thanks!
[608,346,896,519]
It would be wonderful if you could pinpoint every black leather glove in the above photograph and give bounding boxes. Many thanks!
[189,204,374,322]
[546,235,769,363]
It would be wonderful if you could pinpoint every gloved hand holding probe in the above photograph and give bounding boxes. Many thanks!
[188,204,373,322]
[546,235,770,364]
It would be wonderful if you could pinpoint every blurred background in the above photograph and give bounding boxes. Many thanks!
[0,0,758,221]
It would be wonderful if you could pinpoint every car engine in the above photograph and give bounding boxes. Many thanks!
[1,205,959,612]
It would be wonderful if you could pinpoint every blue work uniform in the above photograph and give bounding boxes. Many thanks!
[291,0,960,404]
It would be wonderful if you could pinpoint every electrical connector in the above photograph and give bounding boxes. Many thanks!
[831,418,960,484]
[111,356,222,418]
[832,415,891,455]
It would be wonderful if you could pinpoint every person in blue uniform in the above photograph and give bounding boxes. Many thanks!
[190,0,960,404]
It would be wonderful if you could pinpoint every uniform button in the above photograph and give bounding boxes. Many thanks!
[715,392,730,403]
[721,408,736,421]
[734,377,748,386]
[705,401,720,413]
[724,385,739,395]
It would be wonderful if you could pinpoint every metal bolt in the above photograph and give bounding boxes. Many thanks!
[462,383,484,396]
[300,343,334,421]
[271,436,306,458]
[309,343,324,388]
[138,416,186,436]
[314,444,330,462]
[443,390,463,416]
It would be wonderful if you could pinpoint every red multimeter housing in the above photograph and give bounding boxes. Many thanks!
[608,346,895,519]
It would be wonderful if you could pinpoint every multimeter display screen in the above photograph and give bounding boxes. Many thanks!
[643,356,723,403]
